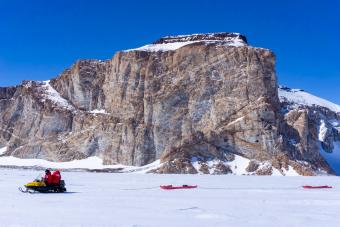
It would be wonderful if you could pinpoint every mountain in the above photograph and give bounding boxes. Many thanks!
[278,86,340,175]
[0,32,339,175]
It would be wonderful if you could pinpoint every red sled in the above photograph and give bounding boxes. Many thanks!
[160,185,198,190]
[303,185,332,189]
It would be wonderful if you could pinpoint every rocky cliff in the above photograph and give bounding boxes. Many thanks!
[0,32,339,175]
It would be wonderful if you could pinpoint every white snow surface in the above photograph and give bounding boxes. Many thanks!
[41,80,75,111]
[278,87,340,113]
[0,156,161,173]
[127,41,199,52]
[0,146,7,155]
[1,169,339,227]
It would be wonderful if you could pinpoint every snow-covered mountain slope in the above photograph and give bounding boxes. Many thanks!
[279,86,340,175]
[125,32,247,52]
[278,86,340,113]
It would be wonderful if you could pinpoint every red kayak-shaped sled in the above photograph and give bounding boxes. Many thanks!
[303,185,333,189]
[160,185,198,190]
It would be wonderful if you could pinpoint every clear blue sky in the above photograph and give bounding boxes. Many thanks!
[0,0,339,103]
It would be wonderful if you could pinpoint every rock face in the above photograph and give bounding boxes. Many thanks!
[0,32,339,175]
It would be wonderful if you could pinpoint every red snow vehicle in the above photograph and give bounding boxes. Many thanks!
[160,185,197,190]
[302,185,332,189]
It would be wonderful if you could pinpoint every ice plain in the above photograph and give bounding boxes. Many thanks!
[1,169,340,227]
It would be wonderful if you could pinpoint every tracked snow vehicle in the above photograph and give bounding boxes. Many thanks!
[19,177,67,193]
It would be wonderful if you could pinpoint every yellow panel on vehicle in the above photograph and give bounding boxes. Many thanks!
[25,181,46,187]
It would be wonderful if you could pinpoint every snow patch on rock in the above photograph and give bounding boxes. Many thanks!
[191,155,300,176]
[126,40,245,52]
[41,80,75,111]
[229,155,252,175]
[318,119,328,142]
[282,166,300,176]
[125,33,246,52]
[126,41,197,52]
[0,147,7,155]
[88,109,108,115]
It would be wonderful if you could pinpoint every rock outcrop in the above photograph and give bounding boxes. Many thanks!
[0,33,339,175]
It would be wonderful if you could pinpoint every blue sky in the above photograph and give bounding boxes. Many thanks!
[0,0,339,103]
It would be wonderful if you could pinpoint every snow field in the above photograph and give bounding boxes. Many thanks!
[1,169,340,227]
[0,156,161,173]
